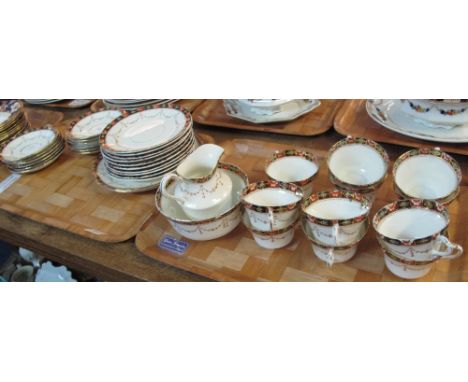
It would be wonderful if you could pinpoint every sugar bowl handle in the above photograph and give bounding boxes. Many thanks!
[431,235,463,260]
[160,173,186,205]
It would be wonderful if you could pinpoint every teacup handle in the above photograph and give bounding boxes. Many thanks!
[431,235,463,260]
[160,173,186,205]
[267,207,275,231]
[333,223,344,246]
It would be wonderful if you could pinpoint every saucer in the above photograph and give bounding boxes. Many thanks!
[366,99,468,143]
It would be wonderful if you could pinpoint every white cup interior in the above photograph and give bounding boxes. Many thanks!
[305,198,367,220]
[267,156,318,183]
[395,155,458,199]
[377,208,447,240]
[329,144,386,185]
[244,188,300,207]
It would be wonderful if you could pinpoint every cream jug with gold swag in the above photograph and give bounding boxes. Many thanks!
[160,144,233,220]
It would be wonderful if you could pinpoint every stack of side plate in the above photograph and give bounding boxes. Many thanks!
[95,105,196,193]
[0,100,29,145]
[103,99,179,110]
[67,110,122,154]
[0,127,65,173]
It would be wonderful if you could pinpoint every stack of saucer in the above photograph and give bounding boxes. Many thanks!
[95,105,196,193]
[224,99,320,124]
[0,100,29,145]
[103,99,179,110]
[68,110,122,154]
[1,127,65,173]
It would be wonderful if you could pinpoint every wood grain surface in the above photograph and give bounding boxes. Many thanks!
[192,99,343,136]
[0,106,156,242]
[136,138,468,281]
[334,99,468,156]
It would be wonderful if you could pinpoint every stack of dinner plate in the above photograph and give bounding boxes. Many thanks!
[224,99,321,123]
[102,99,179,110]
[0,100,29,145]
[1,127,65,173]
[67,109,122,154]
[95,105,196,193]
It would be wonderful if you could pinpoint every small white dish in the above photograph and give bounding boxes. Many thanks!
[35,261,76,282]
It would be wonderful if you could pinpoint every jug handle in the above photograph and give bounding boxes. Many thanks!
[160,173,186,205]
[431,235,463,260]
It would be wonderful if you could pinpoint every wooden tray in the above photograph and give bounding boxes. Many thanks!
[0,110,210,243]
[192,99,343,136]
[135,138,468,282]
[90,99,204,113]
[334,100,468,156]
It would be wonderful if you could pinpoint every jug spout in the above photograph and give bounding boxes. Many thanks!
[176,144,225,181]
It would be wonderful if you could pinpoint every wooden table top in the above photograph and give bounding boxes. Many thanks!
[1,102,466,281]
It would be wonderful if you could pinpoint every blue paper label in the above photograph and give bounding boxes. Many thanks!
[158,235,190,255]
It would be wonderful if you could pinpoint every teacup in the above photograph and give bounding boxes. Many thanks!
[327,136,389,205]
[241,180,303,232]
[393,147,461,205]
[243,212,297,249]
[265,149,319,198]
[373,199,463,278]
[302,190,370,247]
[301,217,368,266]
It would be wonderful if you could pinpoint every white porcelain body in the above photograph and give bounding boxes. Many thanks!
[375,208,462,262]
[303,198,369,246]
[243,187,302,231]
[328,144,387,187]
[246,208,299,232]
[394,155,459,201]
[384,254,432,279]
[266,156,318,198]
[169,207,241,241]
[311,243,357,264]
[306,221,366,247]
[401,99,468,126]
[251,227,295,249]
